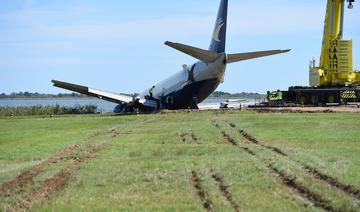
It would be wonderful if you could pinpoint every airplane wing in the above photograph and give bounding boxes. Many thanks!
[226,49,291,64]
[52,80,133,104]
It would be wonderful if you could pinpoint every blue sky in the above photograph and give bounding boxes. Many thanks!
[0,0,359,94]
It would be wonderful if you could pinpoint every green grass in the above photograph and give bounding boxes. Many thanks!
[0,111,359,211]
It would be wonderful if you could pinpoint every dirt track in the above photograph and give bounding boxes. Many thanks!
[213,120,360,211]
[0,129,119,211]
[249,106,360,113]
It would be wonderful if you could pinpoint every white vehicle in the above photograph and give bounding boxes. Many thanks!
[220,99,247,109]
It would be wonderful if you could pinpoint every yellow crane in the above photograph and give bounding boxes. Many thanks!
[310,0,359,87]
[266,0,360,106]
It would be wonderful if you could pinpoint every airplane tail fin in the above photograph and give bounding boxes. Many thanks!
[165,0,290,64]
[165,41,220,63]
[209,0,228,53]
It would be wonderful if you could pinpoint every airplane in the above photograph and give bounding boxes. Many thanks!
[52,0,290,113]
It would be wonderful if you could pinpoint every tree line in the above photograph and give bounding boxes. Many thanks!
[1,91,265,99]
[0,92,89,99]
[210,91,265,99]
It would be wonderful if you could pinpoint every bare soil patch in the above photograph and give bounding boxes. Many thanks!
[217,130,336,211]
[210,170,239,212]
[0,145,80,194]
[179,131,198,143]
[228,122,360,200]
[19,142,108,210]
[303,165,360,200]
[88,129,120,139]
[268,164,334,211]
[189,170,213,212]
[249,107,360,114]
[1,128,117,211]
[228,122,287,156]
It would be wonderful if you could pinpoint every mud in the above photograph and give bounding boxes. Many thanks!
[303,165,360,200]
[179,132,187,142]
[229,122,288,156]
[213,121,220,129]
[228,122,360,200]
[221,131,255,155]
[0,144,80,194]
[249,107,360,114]
[1,128,115,211]
[179,131,198,143]
[190,170,213,212]
[221,131,237,146]
[191,132,198,142]
[1,129,119,195]
[89,129,120,139]
[210,170,240,212]
[217,129,337,211]
[19,142,108,210]
[268,164,334,211]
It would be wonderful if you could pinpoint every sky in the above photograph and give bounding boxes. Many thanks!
[0,0,359,94]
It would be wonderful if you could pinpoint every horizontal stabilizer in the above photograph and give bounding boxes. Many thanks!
[227,49,291,64]
[165,41,220,63]
[52,80,133,104]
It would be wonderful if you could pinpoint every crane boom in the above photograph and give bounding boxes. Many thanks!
[310,0,359,87]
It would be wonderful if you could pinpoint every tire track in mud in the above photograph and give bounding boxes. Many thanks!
[0,129,119,195]
[18,142,109,211]
[267,164,334,211]
[220,131,255,156]
[303,165,360,200]
[0,129,119,211]
[179,131,198,143]
[227,121,360,200]
[179,132,187,142]
[210,169,240,212]
[217,127,335,211]
[189,170,213,212]
[0,145,81,194]
[228,122,287,156]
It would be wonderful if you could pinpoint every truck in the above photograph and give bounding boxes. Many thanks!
[267,0,360,106]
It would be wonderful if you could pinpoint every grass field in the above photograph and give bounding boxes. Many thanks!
[0,111,359,211]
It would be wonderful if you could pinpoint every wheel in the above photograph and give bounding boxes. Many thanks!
[299,95,307,105]
[310,95,319,106]
[327,95,335,103]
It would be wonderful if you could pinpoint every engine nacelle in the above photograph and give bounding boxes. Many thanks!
[113,104,126,113]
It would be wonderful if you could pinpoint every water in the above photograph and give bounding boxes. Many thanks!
[0,98,259,112]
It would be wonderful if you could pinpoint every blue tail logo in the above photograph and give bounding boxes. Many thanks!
[212,18,225,42]
[209,0,228,53]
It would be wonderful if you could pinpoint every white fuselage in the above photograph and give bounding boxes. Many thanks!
[138,54,227,107]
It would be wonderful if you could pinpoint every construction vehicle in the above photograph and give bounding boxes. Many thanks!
[267,0,360,106]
